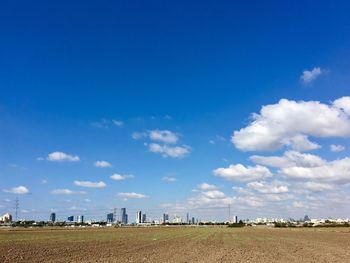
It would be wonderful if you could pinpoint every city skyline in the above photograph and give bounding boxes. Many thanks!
[1,0,350,221]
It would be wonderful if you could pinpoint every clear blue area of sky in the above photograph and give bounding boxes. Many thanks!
[1,0,350,221]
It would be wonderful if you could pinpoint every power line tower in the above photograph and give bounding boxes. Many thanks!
[15,197,19,221]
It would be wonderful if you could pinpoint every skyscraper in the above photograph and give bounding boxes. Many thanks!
[186,213,189,224]
[233,215,238,223]
[163,213,169,223]
[67,216,74,222]
[136,211,142,224]
[142,213,146,223]
[50,212,56,222]
[107,213,114,223]
[77,215,84,223]
[121,208,128,224]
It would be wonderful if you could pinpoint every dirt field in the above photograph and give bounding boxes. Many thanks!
[1,226,350,262]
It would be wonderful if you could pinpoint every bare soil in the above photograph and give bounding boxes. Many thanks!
[1,226,350,262]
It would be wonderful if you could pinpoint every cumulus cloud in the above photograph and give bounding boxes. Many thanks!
[300,67,323,83]
[51,189,86,195]
[3,186,29,194]
[247,181,289,194]
[250,151,326,168]
[232,97,350,152]
[149,130,178,144]
[44,151,80,162]
[213,164,272,182]
[94,160,112,168]
[73,181,106,188]
[162,176,178,182]
[280,157,350,183]
[117,192,148,200]
[110,173,134,181]
[330,144,345,152]
[198,183,217,190]
[148,143,190,158]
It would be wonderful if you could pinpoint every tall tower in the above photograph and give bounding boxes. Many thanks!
[113,208,117,224]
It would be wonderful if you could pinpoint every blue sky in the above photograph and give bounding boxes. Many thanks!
[1,0,350,221]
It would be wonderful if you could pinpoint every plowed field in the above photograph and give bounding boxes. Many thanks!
[1,227,350,262]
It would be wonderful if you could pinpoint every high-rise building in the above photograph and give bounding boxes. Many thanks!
[0,213,12,223]
[50,212,56,222]
[233,215,238,223]
[77,215,84,223]
[107,213,114,223]
[121,208,128,224]
[142,213,146,223]
[191,217,195,224]
[67,216,74,222]
[163,213,169,223]
[136,211,142,224]
[186,213,189,224]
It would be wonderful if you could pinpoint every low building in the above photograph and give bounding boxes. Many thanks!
[0,213,12,223]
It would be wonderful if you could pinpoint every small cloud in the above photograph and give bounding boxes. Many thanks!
[41,151,80,162]
[164,115,173,120]
[3,186,29,195]
[301,67,323,83]
[74,181,107,188]
[162,176,178,182]
[209,140,215,145]
[41,179,48,184]
[94,160,112,168]
[149,130,179,144]
[112,120,124,127]
[91,119,109,129]
[148,143,190,158]
[117,192,149,200]
[330,144,345,152]
[198,183,217,190]
[84,198,91,203]
[110,173,134,181]
[51,189,87,195]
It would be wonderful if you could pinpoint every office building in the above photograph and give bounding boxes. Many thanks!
[67,216,74,222]
[163,213,169,223]
[77,215,84,223]
[142,213,146,223]
[186,213,189,224]
[136,211,142,224]
[107,213,114,223]
[50,212,56,222]
[121,208,128,224]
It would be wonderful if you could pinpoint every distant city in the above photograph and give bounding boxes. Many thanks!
[1,208,350,228]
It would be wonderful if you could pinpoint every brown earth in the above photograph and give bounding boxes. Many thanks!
[1,226,350,262]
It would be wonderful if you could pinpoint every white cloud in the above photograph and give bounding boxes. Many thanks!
[250,151,326,168]
[110,173,134,181]
[247,181,289,194]
[280,157,350,183]
[232,97,350,152]
[94,160,112,168]
[112,120,124,127]
[148,130,179,144]
[333,97,350,115]
[148,143,190,158]
[45,151,80,162]
[51,189,86,195]
[117,192,149,200]
[162,176,178,182]
[131,132,147,140]
[3,186,29,195]
[198,183,217,190]
[213,164,272,182]
[73,181,106,188]
[330,144,345,152]
[69,206,87,211]
[300,67,323,83]
[91,119,109,129]
[301,182,335,192]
